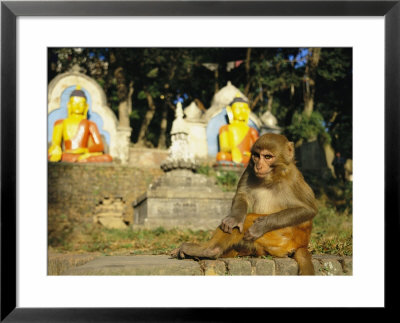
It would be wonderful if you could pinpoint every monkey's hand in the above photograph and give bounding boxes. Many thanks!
[243,217,269,241]
[220,214,245,234]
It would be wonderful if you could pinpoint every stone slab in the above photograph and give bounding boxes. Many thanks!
[340,256,353,275]
[313,255,344,276]
[58,254,352,276]
[274,257,299,275]
[251,258,275,275]
[312,259,324,276]
[223,258,252,275]
[135,197,233,230]
[62,255,202,276]
[201,260,227,276]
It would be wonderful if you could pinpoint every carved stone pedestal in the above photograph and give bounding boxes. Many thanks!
[133,169,234,230]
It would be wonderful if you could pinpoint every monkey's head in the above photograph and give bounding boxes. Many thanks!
[249,134,295,181]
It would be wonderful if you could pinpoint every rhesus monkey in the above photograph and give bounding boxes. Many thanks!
[171,133,317,275]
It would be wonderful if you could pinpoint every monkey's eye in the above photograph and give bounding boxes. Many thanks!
[263,154,274,160]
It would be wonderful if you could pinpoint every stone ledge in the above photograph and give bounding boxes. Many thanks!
[60,254,352,276]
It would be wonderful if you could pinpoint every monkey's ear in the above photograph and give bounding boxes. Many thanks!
[287,141,295,161]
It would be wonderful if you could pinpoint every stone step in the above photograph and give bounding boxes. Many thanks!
[60,255,352,276]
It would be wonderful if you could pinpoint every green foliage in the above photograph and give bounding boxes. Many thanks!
[137,91,147,100]
[196,165,239,192]
[153,226,167,236]
[302,171,353,216]
[342,181,353,211]
[286,110,331,144]
[196,165,212,176]
[216,171,239,191]
[146,67,159,78]
[317,48,351,81]
[130,110,141,120]
[48,47,352,153]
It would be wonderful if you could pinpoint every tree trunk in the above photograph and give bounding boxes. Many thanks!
[214,68,219,93]
[303,48,321,117]
[157,63,178,148]
[244,48,252,96]
[157,103,168,149]
[114,67,135,128]
[118,82,134,128]
[266,91,274,112]
[137,91,157,146]
[323,142,336,176]
[250,91,263,110]
[303,96,315,118]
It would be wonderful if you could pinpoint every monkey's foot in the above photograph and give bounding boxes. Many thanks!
[170,246,185,259]
[170,243,221,260]
[171,243,197,259]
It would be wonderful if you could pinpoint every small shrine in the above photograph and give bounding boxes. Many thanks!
[161,102,198,172]
[133,103,234,230]
[177,81,284,171]
[204,81,261,158]
[183,101,208,160]
[47,66,132,164]
[259,110,282,135]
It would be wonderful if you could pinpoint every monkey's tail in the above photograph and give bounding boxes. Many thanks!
[293,247,315,275]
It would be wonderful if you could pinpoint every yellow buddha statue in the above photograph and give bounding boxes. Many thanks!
[48,86,112,163]
[216,96,259,165]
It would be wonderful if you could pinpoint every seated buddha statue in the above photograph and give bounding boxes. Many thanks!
[216,95,259,165]
[48,86,112,163]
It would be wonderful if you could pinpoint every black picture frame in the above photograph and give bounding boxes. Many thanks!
[1,0,398,321]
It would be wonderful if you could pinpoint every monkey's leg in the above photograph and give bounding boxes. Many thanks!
[293,247,315,275]
[250,217,315,275]
[171,242,223,259]
[171,226,247,259]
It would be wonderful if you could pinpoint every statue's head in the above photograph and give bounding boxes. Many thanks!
[226,95,250,124]
[67,85,88,118]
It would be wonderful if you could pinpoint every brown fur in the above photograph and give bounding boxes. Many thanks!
[171,134,317,275]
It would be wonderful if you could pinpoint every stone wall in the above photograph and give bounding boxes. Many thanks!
[48,162,164,226]
[128,147,168,168]
[60,254,352,276]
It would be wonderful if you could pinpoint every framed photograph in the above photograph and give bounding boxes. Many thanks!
[1,0,398,320]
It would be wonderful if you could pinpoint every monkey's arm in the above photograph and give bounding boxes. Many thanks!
[220,192,249,233]
[221,171,251,233]
[243,206,316,241]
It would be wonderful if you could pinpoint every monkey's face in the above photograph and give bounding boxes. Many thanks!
[251,149,276,179]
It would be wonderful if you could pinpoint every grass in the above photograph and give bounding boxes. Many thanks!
[49,196,352,257]
[52,224,213,256]
[310,202,352,256]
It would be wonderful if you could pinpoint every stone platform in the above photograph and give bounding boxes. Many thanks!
[60,254,352,276]
[133,169,235,230]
